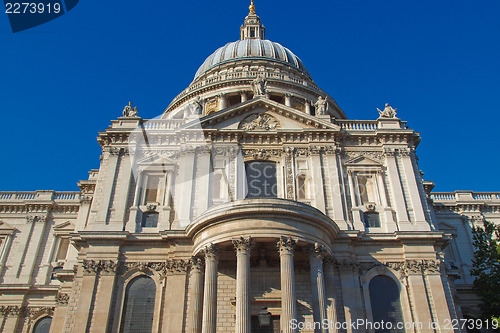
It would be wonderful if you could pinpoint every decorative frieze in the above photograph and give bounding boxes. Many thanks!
[242,148,281,160]
[0,305,24,317]
[82,259,117,275]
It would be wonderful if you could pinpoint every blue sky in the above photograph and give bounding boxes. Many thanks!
[1,0,499,192]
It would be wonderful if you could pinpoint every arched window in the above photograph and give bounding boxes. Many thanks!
[121,276,156,333]
[33,316,52,333]
[369,275,405,332]
[297,174,308,199]
[245,161,277,198]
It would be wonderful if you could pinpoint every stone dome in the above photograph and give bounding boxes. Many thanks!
[194,39,311,80]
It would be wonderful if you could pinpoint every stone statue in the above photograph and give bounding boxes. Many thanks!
[377,103,397,118]
[191,96,204,116]
[252,75,267,96]
[122,101,138,117]
[313,96,328,115]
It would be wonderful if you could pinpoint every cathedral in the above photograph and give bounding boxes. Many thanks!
[1,2,499,333]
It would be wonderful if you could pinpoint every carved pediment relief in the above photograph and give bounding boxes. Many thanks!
[238,112,280,131]
[184,98,340,132]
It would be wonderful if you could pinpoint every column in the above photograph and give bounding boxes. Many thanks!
[384,149,411,227]
[202,244,219,333]
[307,244,328,333]
[240,91,248,103]
[347,171,364,230]
[90,261,118,331]
[399,151,427,224]
[324,259,338,333]
[277,236,297,333]
[285,93,292,107]
[218,93,227,111]
[305,100,311,114]
[233,237,253,333]
[164,259,190,332]
[95,148,120,224]
[73,263,99,332]
[187,258,204,333]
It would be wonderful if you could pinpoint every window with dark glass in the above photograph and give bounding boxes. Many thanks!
[369,275,405,333]
[121,276,156,333]
[33,316,52,333]
[364,211,380,228]
[142,212,159,228]
[245,161,277,198]
[297,174,307,199]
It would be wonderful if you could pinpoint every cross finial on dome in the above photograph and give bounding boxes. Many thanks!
[240,0,265,40]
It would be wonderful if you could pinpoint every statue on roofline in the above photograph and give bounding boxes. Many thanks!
[377,103,397,118]
[122,101,138,117]
[313,96,328,116]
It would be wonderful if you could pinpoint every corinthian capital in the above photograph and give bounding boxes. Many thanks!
[277,236,296,255]
[233,236,254,254]
[203,243,220,261]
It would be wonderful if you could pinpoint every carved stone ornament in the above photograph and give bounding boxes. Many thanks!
[239,113,280,131]
[313,96,328,116]
[377,103,397,118]
[242,148,281,160]
[56,292,70,305]
[0,305,25,317]
[405,259,441,275]
[252,74,267,96]
[190,257,204,273]
[122,101,139,117]
[82,260,117,275]
[305,243,327,260]
[203,243,220,261]
[277,236,296,255]
[233,236,254,254]
[166,259,190,274]
[28,306,55,319]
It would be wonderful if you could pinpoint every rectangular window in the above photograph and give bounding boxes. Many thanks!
[245,161,277,198]
[144,175,162,204]
[357,175,376,204]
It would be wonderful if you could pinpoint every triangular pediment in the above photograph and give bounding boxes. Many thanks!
[345,155,383,166]
[0,221,17,234]
[54,221,75,231]
[182,97,341,132]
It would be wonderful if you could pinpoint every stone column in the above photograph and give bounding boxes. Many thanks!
[90,260,118,331]
[240,91,248,103]
[187,258,204,333]
[218,93,227,111]
[202,244,219,333]
[305,100,311,114]
[324,259,339,333]
[285,93,292,107]
[277,236,297,333]
[233,237,253,333]
[307,244,328,333]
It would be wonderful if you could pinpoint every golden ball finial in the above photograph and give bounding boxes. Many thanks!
[249,0,256,15]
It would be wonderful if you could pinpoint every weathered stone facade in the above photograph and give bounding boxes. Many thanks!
[0,4,498,333]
